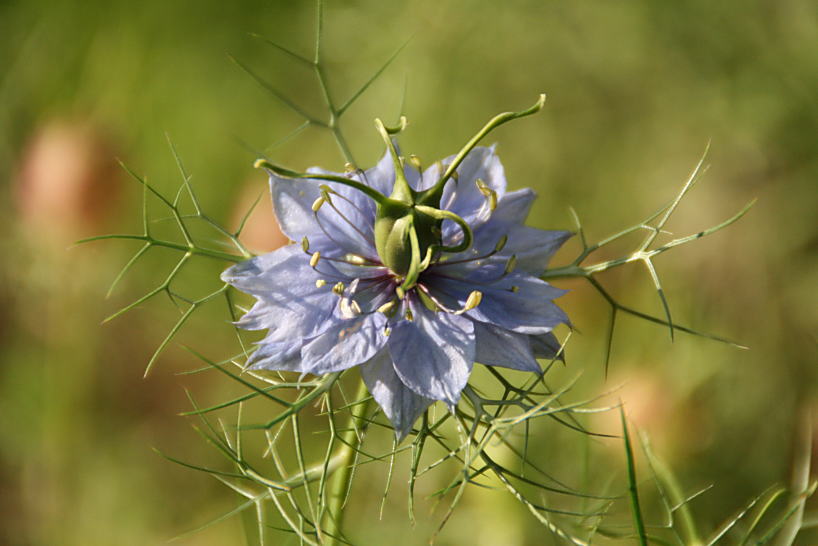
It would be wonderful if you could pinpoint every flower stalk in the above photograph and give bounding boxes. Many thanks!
[324,380,372,546]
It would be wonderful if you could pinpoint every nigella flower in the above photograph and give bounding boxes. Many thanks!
[223,119,571,440]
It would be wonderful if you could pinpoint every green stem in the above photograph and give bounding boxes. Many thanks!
[430,94,545,195]
[324,380,372,545]
[77,234,245,263]
[539,264,587,280]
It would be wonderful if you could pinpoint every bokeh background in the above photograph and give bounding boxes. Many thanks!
[1,1,816,544]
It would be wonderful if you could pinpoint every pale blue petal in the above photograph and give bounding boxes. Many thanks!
[360,350,433,440]
[473,322,540,373]
[452,188,572,275]
[350,149,395,204]
[388,300,475,404]
[490,188,536,223]
[531,332,565,361]
[301,313,388,374]
[246,337,307,372]
[497,227,572,274]
[222,245,341,342]
[425,272,569,335]
[267,169,377,259]
[439,146,506,229]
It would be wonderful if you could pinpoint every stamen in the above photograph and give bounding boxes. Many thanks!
[332,282,346,295]
[464,290,483,311]
[408,154,422,174]
[310,252,321,268]
[376,300,397,315]
[476,179,497,211]
[315,279,327,288]
[339,296,363,318]
[405,308,414,321]
[344,254,371,265]
[383,327,392,337]
[322,185,377,234]
[416,284,481,315]
[504,254,517,275]
[302,236,310,252]
[313,209,362,256]
[322,194,376,246]
[434,235,509,267]
[312,196,326,212]
[395,286,406,300]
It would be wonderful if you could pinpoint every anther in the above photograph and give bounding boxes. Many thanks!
[332,282,346,295]
[504,254,517,275]
[408,154,422,173]
[344,254,369,265]
[309,252,322,268]
[312,196,326,212]
[383,327,392,337]
[405,308,414,321]
[494,235,508,253]
[476,179,497,211]
[510,285,519,293]
[464,290,483,311]
[344,162,355,173]
[302,236,311,252]
[395,286,406,300]
[377,300,397,315]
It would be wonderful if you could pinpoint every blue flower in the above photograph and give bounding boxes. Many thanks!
[222,143,571,440]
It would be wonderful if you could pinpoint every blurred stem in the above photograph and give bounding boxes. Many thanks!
[324,380,371,545]
[640,431,702,546]
[540,264,587,280]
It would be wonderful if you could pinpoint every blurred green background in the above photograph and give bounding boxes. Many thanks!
[1,0,816,544]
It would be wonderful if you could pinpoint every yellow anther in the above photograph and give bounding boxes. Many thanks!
[395,286,406,300]
[494,235,508,253]
[315,279,327,288]
[332,282,346,295]
[504,254,517,274]
[345,254,368,265]
[510,285,519,293]
[377,300,397,315]
[405,308,414,321]
[476,179,497,210]
[464,290,483,312]
[309,252,321,268]
[344,162,356,173]
[311,196,326,212]
[408,154,422,172]
[302,236,310,252]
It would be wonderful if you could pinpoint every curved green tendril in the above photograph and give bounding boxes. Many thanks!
[415,205,473,254]
[254,159,392,205]
[420,93,546,205]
